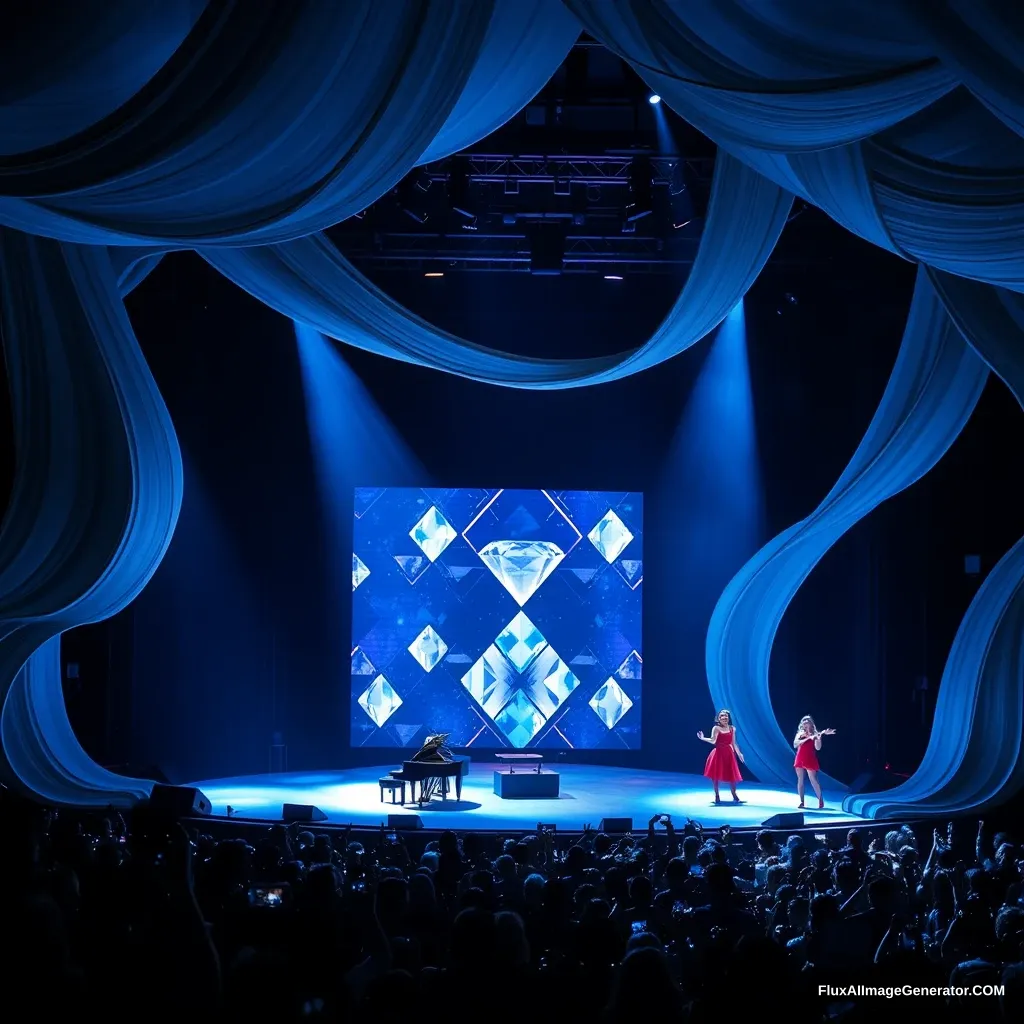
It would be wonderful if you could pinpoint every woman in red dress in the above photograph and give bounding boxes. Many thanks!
[793,715,835,809]
[697,709,745,804]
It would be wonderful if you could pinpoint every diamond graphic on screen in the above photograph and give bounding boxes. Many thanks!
[461,645,515,719]
[477,540,565,606]
[408,625,448,673]
[616,650,642,680]
[587,510,633,564]
[352,553,371,590]
[394,554,429,584]
[351,647,376,676]
[357,675,403,727]
[529,658,581,719]
[589,677,633,729]
[494,690,546,748]
[616,559,643,588]
[495,612,548,672]
[409,506,456,562]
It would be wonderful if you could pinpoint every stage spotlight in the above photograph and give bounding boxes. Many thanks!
[424,272,444,278]
[604,274,623,281]
[649,94,661,104]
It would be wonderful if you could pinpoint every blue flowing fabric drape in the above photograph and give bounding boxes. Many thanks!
[0,230,182,803]
[705,270,988,789]
[568,1,1024,293]
[2,1,1024,812]
[843,270,1024,817]
[204,154,791,388]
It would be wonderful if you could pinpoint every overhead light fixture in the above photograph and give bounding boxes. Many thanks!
[424,272,444,278]
[604,274,623,281]
[649,94,661,105]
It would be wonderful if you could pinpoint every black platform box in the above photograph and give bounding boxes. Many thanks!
[493,769,560,799]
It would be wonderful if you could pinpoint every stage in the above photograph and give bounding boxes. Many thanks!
[188,762,866,831]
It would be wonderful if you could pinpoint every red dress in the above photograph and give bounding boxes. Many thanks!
[794,736,819,770]
[704,728,742,782]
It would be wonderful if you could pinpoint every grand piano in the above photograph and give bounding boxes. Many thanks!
[391,733,469,804]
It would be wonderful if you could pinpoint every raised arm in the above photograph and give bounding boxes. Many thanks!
[794,732,812,749]
[697,726,719,745]
[815,728,836,751]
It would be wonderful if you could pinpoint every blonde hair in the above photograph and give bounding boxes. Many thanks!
[798,716,816,733]
[716,709,733,728]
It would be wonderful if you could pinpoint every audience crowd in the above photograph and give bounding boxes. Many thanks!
[2,791,1022,1022]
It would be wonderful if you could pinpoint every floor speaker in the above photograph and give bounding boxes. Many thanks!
[388,813,423,830]
[599,817,633,833]
[149,784,212,817]
[761,812,804,829]
[282,803,327,822]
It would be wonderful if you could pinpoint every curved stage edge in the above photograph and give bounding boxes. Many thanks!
[188,763,868,831]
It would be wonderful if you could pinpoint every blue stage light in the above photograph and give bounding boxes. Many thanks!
[649,94,661,105]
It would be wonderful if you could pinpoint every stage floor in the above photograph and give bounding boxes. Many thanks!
[188,763,864,831]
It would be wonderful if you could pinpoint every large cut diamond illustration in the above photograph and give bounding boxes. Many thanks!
[528,656,581,719]
[352,553,370,590]
[477,540,565,606]
[587,509,634,564]
[357,675,403,727]
[495,611,548,672]
[461,645,515,719]
[589,677,633,729]
[494,690,546,748]
[408,625,448,673]
[410,505,457,563]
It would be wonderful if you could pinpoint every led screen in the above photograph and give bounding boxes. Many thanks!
[351,488,642,749]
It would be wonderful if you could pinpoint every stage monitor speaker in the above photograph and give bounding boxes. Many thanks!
[282,803,327,823]
[761,812,804,830]
[599,817,633,833]
[149,784,211,817]
[388,814,423,830]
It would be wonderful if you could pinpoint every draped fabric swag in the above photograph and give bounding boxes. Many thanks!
[1,0,1023,813]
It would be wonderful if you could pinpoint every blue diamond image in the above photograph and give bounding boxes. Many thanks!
[477,539,565,606]
[394,554,429,584]
[615,558,643,589]
[353,553,371,590]
[357,674,403,727]
[616,650,642,680]
[461,645,516,719]
[587,509,634,564]
[527,652,581,719]
[589,677,633,728]
[407,625,448,673]
[410,506,457,563]
[495,611,548,672]
[494,690,546,748]
[351,647,376,676]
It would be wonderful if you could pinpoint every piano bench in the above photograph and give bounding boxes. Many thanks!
[379,777,406,804]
